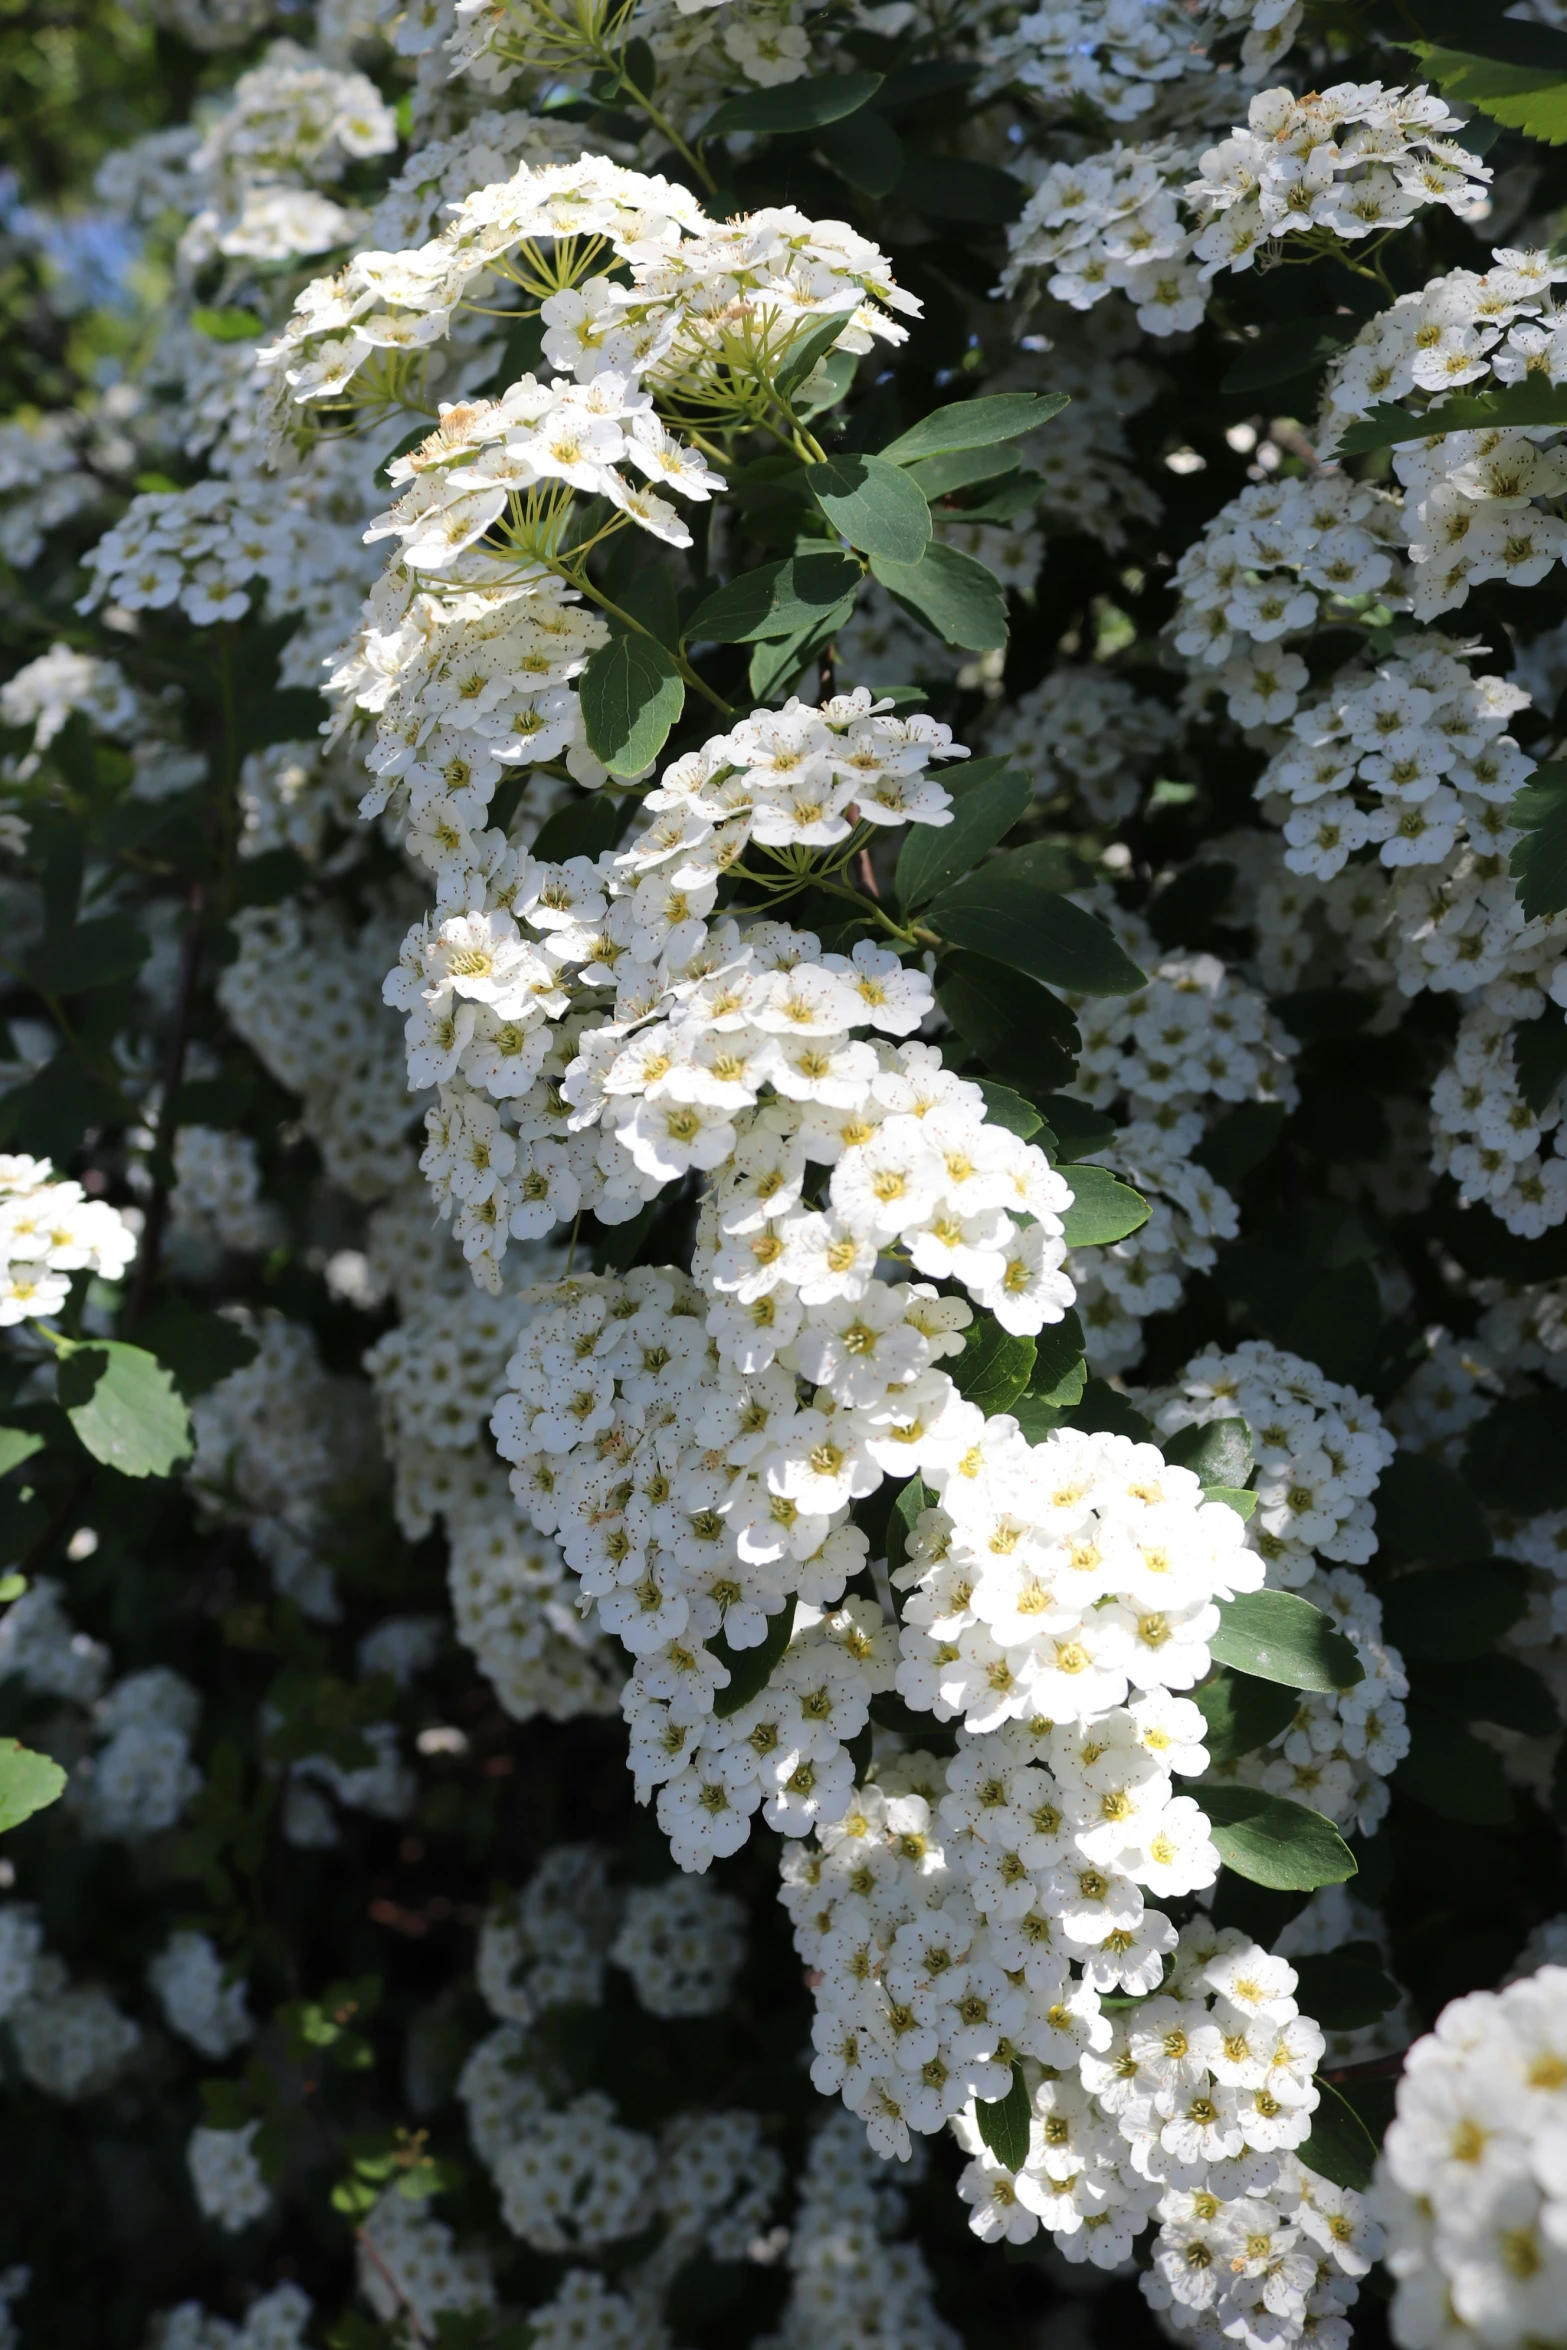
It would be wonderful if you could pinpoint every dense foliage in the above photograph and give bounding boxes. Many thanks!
[7,2,1567,2348]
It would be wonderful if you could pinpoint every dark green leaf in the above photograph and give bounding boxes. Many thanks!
[881,393,1069,467]
[975,2060,1032,2170]
[1065,1378,1153,1443]
[135,1294,261,1401]
[1512,1011,1567,1113]
[191,306,262,342]
[971,1078,1042,1141]
[1465,1392,1567,1513]
[57,1340,193,1478]
[374,422,432,489]
[870,541,1009,651]
[704,70,882,137]
[805,454,931,564]
[1205,1486,1258,1522]
[1211,1591,1363,1692]
[1292,1944,1400,2033]
[891,157,1026,225]
[0,1739,66,1834]
[935,953,1080,1093]
[747,597,856,702]
[816,109,904,197]
[773,311,859,402]
[0,1053,125,1161]
[710,1595,797,1717]
[895,757,1031,911]
[0,1428,45,1479]
[1395,1703,1514,1823]
[1379,1560,1529,1660]
[1220,320,1349,395]
[1297,2079,1379,2192]
[685,552,862,644]
[1201,1785,1358,1890]
[1195,1670,1299,1765]
[1029,1310,1086,1404]
[796,347,858,421]
[1060,1164,1149,1248]
[579,634,684,778]
[1162,1417,1254,1491]
[925,862,1147,994]
[1373,1449,1492,1567]
[906,446,1026,501]
[951,1314,1035,1415]
[1195,1102,1285,1188]
[1510,797,1567,920]
[1413,1653,1561,1737]
[530,793,624,863]
[1038,1096,1116,1163]
[27,915,149,996]
[1337,374,1567,457]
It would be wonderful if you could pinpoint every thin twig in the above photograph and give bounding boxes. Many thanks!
[355,2226,432,2344]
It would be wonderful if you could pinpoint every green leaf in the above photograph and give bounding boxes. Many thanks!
[134,1294,261,1401]
[906,446,1026,501]
[57,1340,193,1478]
[1067,1379,1153,1443]
[975,2059,1032,2171]
[870,541,1009,651]
[27,914,150,996]
[1513,1011,1567,1114]
[936,954,1080,1093]
[895,757,1031,912]
[1029,1310,1086,1404]
[1395,1703,1514,1824]
[972,1078,1042,1141]
[805,454,931,565]
[924,862,1147,995]
[710,1595,797,1718]
[1195,1101,1286,1188]
[579,634,684,778]
[1205,1487,1258,1522]
[1405,37,1567,145]
[1373,1449,1492,1567]
[1162,1417,1254,1491]
[530,793,624,864]
[684,552,862,644]
[1379,1560,1529,1661]
[1292,1944,1400,2033]
[1201,1785,1358,1891]
[1220,319,1349,395]
[885,1475,927,1580]
[1413,1653,1561,1738]
[0,1738,66,1834]
[816,109,904,198]
[704,70,882,137]
[1336,374,1567,457]
[191,305,262,342]
[881,392,1069,467]
[747,597,856,703]
[1465,1391,1567,1513]
[1210,1590,1365,1693]
[1039,1095,1116,1163]
[1195,1671,1299,1766]
[1060,1164,1149,1248]
[890,156,1026,225]
[1297,2079,1379,2193]
[0,1428,44,1479]
[951,1314,1035,1415]
[773,311,859,402]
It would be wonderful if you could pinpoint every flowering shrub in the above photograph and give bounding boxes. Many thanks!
[8,2,1567,2347]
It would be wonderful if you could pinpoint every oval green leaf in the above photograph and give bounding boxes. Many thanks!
[805,454,931,565]
[0,1738,66,1834]
[1060,1164,1149,1249]
[976,2059,1032,2170]
[1201,1784,1358,1891]
[1209,1590,1365,1693]
[924,865,1147,995]
[710,1594,797,1718]
[880,392,1069,467]
[895,758,1031,912]
[869,541,1009,651]
[704,70,882,138]
[57,1340,193,1479]
[579,633,685,779]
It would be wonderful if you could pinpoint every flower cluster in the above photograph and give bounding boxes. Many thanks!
[148,1931,254,2060]
[758,2108,958,2350]
[0,1153,137,1325]
[1375,1964,1567,2348]
[1170,472,1408,724]
[984,663,1179,826]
